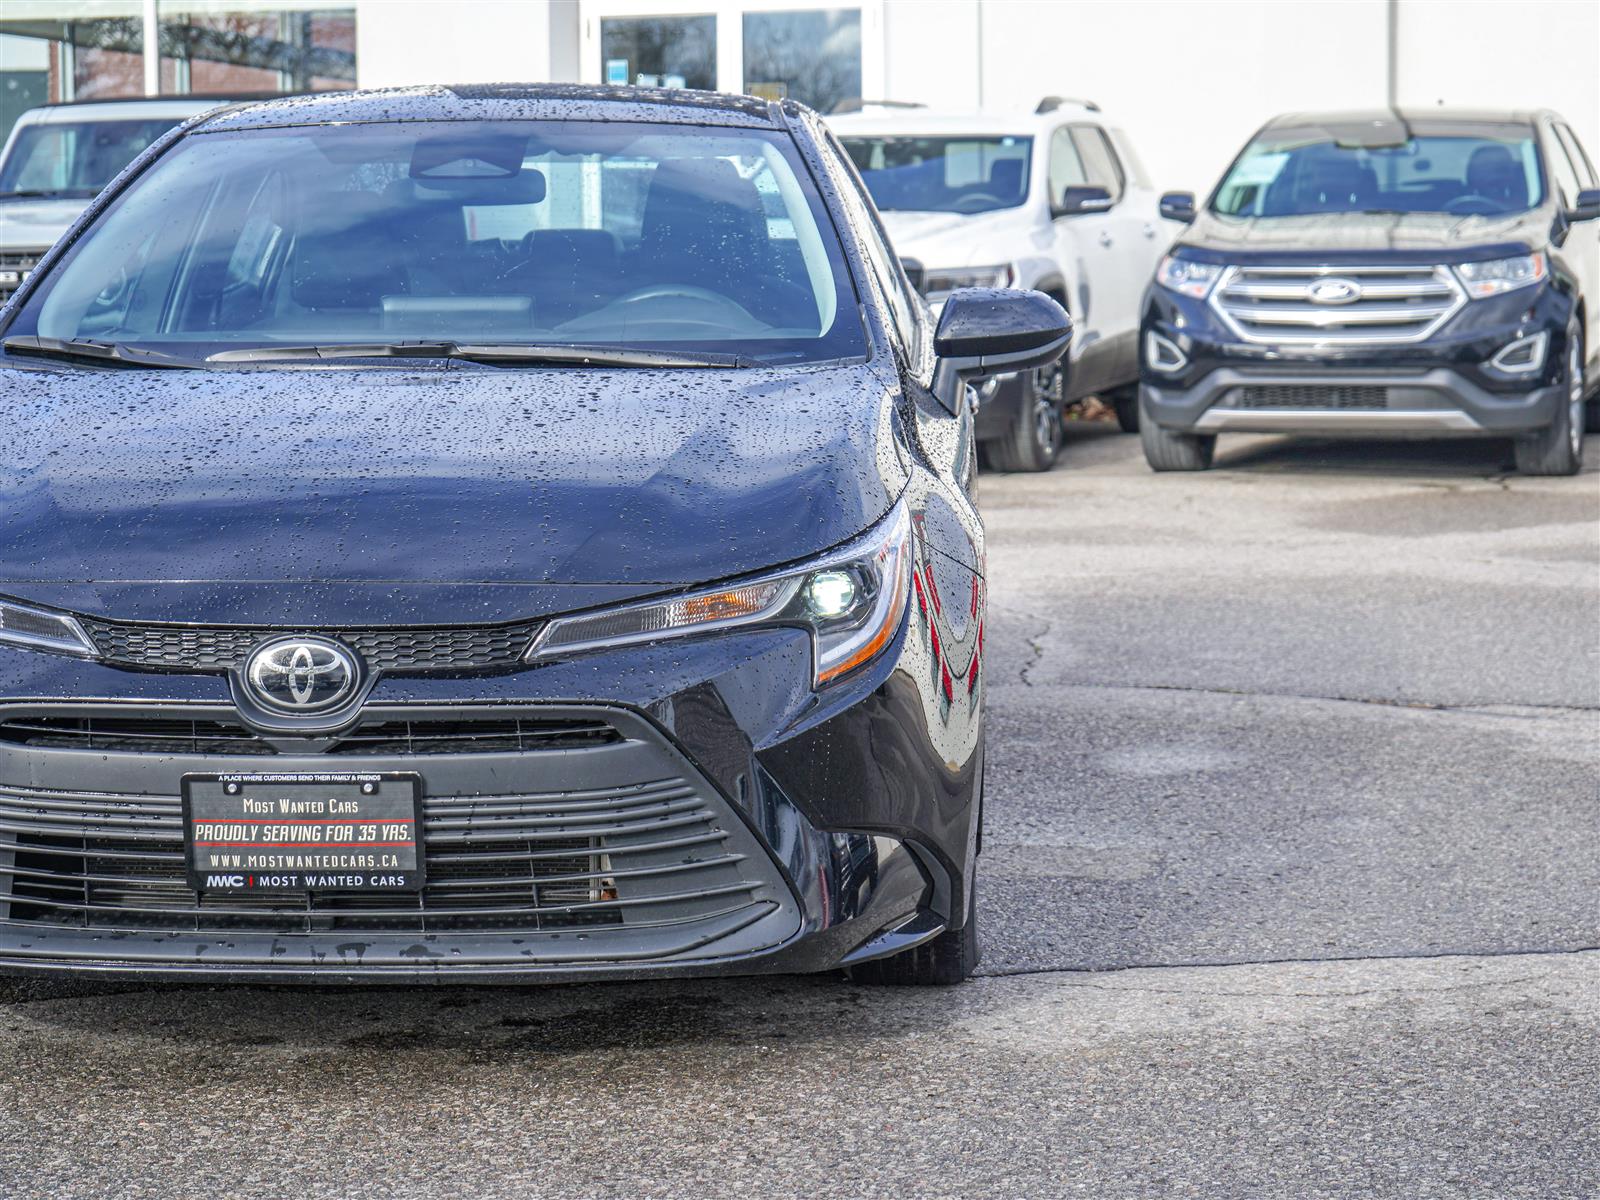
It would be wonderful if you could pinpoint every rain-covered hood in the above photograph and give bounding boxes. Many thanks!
[878,208,1035,270]
[1178,207,1552,259]
[0,359,905,625]
[0,197,85,256]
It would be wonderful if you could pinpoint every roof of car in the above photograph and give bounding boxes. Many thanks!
[826,103,1101,138]
[1265,107,1550,131]
[196,84,787,133]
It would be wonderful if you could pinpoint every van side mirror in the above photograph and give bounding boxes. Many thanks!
[930,288,1072,413]
[1159,191,1196,223]
[1569,187,1600,223]
[1052,184,1113,217]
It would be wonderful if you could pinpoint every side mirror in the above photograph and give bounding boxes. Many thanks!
[930,288,1072,413]
[1159,191,1197,223]
[1568,187,1600,223]
[1053,184,1113,217]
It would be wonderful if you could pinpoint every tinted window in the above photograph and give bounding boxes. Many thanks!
[1214,127,1545,217]
[1068,126,1123,200]
[8,119,865,365]
[841,135,1032,213]
[1554,124,1597,187]
[1546,128,1584,208]
[1047,128,1086,206]
[0,118,181,198]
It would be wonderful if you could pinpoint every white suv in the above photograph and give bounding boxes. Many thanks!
[829,98,1175,469]
[0,97,239,306]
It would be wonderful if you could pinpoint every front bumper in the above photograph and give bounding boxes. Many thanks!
[1143,365,1566,436]
[0,591,984,982]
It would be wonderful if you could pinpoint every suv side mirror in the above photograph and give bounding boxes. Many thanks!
[930,288,1072,413]
[1569,187,1600,223]
[1053,184,1113,217]
[1159,191,1197,223]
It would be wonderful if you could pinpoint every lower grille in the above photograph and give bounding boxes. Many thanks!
[1231,384,1390,410]
[0,251,42,305]
[0,775,760,936]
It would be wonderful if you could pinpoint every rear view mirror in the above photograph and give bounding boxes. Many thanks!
[1053,185,1113,216]
[931,288,1072,412]
[1159,191,1196,223]
[1569,187,1600,223]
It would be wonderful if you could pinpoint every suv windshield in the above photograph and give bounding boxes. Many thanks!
[1213,127,1545,218]
[841,135,1032,214]
[5,119,863,365]
[0,118,184,199]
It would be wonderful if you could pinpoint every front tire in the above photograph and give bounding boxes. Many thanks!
[1109,384,1140,433]
[851,876,980,986]
[1139,391,1215,471]
[980,369,1062,472]
[1513,324,1584,476]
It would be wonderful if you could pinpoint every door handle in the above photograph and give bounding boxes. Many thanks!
[1098,231,1113,248]
[1142,223,1157,239]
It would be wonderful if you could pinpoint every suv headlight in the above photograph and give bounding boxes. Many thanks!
[528,500,913,688]
[1455,253,1546,299]
[923,264,1015,294]
[1155,255,1223,299]
[0,598,96,657]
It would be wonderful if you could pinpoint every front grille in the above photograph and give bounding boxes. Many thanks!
[0,250,42,305]
[0,712,619,756]
[0,777,753,934]
[1231,384,1390,410]
[79,619,542,673]
[1211,264,1464,345]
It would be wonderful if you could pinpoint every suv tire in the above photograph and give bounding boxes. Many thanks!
[1139,390,1215,471]
[851,876,980,986]
[1109,384,1140,433]
[981,370,1062,472]
[1513,323,1585,476]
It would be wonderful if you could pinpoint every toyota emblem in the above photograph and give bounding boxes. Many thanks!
[244,637,360,713]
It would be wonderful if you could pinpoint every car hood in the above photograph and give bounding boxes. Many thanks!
[1178,207,1552,258]
[0,359,905,625]
[0,197,85,253]
[878,208,1031,269]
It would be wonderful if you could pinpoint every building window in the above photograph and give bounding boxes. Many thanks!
[742,7,860,114]
[159,7,357,95]
[600,15,716,90]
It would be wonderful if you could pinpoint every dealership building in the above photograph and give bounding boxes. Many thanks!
[2,0,1597,195]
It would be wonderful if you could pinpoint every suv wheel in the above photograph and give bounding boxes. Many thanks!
[851,874,980,986]
[1139,389,1215,471]
[1108,383,1140,433]
[1513,323,1585,476]
[980,370,1063,472]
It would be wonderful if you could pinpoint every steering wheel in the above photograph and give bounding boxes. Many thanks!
[609,284,758,321]
[1444,195,1501,216]
[951,193,1005,214]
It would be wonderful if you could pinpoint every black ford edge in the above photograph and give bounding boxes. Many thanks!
[0,86,1069,986]
[1139,109,1600,474]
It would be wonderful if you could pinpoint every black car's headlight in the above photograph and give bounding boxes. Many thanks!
[0,597,97,657]
[526,500,913,688]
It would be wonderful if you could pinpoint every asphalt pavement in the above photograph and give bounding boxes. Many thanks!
[2,425,1596,1198]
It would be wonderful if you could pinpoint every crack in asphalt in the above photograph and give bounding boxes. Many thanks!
[1018,615,1051,688]
[973,943,1600,983]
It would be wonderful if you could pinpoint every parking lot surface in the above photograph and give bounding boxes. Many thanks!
[2,427,1596,1199]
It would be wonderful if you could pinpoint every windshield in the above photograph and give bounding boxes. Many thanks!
[0,118,184,199]
[5,119,864,366]
[841,135,1032,214]
[1213,128,1545,217]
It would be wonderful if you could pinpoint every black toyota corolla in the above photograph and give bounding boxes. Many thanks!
[0,86,1068,985]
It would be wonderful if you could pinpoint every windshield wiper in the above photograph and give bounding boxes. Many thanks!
[2,335,199,369]
[206,341,753,368]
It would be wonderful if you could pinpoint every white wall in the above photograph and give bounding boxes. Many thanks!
[881,0,1598,195]
[356,0,580,89]
[1395,0,1600,172]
